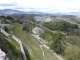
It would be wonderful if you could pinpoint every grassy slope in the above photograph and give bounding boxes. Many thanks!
[0,32,23,60]
[11,22,59,60]
[6,38,23,60]
[42,47,59,60]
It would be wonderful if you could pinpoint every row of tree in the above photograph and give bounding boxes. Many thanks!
[50,32,80,60]
[50,33,65,54]
[43,21,80,36]
[42,21,80,60]
[22,23,36,33]
[0,15,15,23]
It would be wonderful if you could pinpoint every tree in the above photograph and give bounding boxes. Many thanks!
[39,32,46,39]
[24,23,36,33]
[64,46,80,60]
[51,33,65,54]
[24,25,32,33]
[53,23,62,30]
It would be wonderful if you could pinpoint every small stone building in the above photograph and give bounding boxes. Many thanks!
[32,27,44,35]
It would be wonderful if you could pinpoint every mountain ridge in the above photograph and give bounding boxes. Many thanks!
[0,9,80,15]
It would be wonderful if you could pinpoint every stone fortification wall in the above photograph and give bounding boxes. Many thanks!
[0,25,27,60]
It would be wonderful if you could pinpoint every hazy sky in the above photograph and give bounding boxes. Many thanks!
[0,0,80,13]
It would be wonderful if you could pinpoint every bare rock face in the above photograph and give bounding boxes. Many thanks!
[0,36,17,60]
[0,49,9,60]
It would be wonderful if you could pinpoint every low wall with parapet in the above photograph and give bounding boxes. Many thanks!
[0,25,27,60]
[1,25,12,38]
[0,24,10,26]
[12,35,27,60]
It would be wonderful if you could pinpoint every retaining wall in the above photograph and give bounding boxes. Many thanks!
[12,35,27,60]
[1,25,27,60]
[1,25,12,38]
[0,24,10,26]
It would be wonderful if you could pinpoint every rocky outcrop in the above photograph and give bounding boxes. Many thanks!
[0,49,9,60]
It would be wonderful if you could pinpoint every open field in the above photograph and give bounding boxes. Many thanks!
[10,22,59,60]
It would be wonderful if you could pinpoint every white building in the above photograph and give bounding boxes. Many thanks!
[34,16,52,22]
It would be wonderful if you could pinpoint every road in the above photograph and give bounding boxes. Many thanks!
[31,34,64,60]
[40,45,46,60]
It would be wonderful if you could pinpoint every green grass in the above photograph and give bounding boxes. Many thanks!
[38,24,57,42]
[10,22,59,60]
[6,38,23,60]
[76,21,80,24]
[0,26,1,28]
[40,28,57,42]
[0,32,23,60]
[66,35,80,46]
[42,47,59,60]
[44,30,55,42]
[45,34,52,41]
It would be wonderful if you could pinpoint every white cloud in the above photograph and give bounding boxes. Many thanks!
[0,0,80,13]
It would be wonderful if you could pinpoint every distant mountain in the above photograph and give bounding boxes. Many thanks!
[0,9,26,14]
[0,9,80,15]
[69,12,80,15]
[0,9,45,14]
[26,11,45,14]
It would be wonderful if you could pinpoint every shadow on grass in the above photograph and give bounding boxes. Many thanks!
[0,35,23,60]
[23,44,31,60]
[0,32,31,60]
